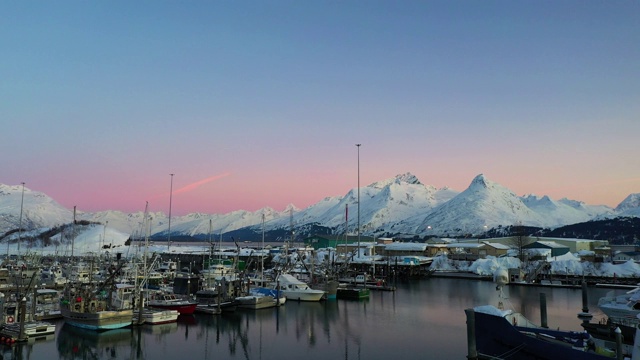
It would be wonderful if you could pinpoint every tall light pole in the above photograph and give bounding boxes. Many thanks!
[356,144,361,259]
[168,173,174,251]
[17,182,25,257]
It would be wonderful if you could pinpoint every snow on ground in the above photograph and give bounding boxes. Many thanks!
[430,253,640,278]
[6,224,640,279]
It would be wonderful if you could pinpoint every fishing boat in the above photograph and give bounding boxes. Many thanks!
[146,291,197,315]
[195,288,237,313]
[60,283,133,331]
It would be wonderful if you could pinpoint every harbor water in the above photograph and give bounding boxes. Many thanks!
[2,278,616,360]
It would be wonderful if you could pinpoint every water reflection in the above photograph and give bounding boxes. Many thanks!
[0,279,620,360]
[57,324,137,359]
[0,332,55,360]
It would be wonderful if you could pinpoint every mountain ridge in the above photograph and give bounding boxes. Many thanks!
[1,173,636,240]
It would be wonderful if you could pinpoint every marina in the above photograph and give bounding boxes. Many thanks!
[0,276,624,359]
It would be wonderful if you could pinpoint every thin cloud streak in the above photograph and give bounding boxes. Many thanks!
[173,173,232,195]
[147,173,231,202]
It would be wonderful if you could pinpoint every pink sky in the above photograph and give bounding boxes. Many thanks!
[3,2,639,215]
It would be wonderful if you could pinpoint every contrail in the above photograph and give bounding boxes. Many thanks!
[173,172,231,195]
[148,172,231,201]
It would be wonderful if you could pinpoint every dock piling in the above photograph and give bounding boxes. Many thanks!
[540,293,548,329]
[465,308,478,360]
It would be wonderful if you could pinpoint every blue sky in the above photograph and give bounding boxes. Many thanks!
[2,1,639,214]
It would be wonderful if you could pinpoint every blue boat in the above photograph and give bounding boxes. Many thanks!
[468,305,622,359]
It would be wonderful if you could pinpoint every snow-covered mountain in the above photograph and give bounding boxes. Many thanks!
[615,193,640,217]
[0,184,72,232]
[0,174,637,240]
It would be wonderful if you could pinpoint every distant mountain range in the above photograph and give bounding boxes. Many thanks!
[1,174,639,243]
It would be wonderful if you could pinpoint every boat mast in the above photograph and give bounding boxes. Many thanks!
[71,206,76,258]
[261,213,265,281]
[344,203,348,264]
[168,173,174,252]
[17,182,25,258]
[138,201,150,324]
[208,219,213,259]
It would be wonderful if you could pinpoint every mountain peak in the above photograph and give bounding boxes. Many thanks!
[368,172,422,189]
[394,172,421,185]
[616,193,640,212]
[470,174,489,189]
[283,203,300,213]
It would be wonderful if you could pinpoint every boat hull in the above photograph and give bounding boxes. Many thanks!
[472,307,609,360]
[336,287,370,300]
[134,309,179,325]
[236,295,283,310]
[281,290,325,302]
[61,308,133,331]
[147,303,197,315]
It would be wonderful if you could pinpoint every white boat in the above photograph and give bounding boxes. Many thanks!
[133,308,179,325]
[32,288,62,320]
[236,292,284,310]
[597,285,640,326]
[1,320,56,339]
[274,274,325,301]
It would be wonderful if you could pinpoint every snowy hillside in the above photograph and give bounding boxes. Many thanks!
[3,223,130,256]
[0,184,72,232]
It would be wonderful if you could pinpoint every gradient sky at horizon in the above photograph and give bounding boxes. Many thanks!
[3,1,639,215]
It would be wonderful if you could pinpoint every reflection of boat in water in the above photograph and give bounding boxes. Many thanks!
[57,323,134,359]
[141,321,178,335]
[176,314,197,325]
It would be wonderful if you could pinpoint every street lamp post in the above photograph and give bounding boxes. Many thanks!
[168,174,174,251]
[356,144,361,259]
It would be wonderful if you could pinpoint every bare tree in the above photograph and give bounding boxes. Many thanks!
[508,222,533,262]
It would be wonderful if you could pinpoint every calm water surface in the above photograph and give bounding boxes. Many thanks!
[2,278,615,360]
